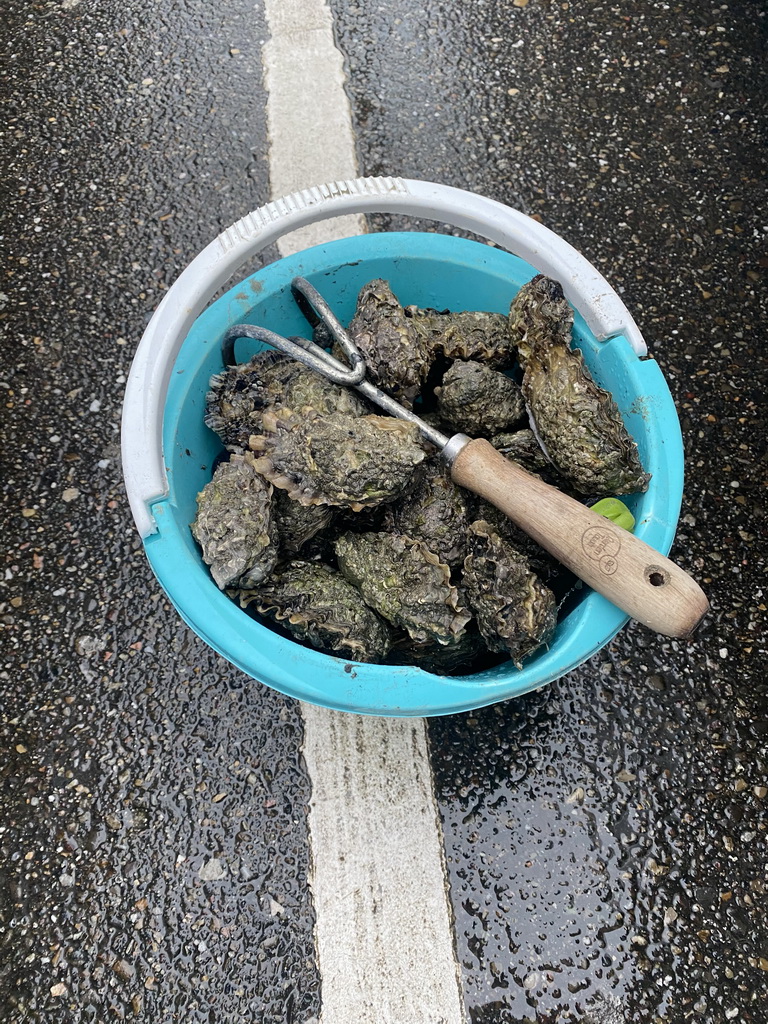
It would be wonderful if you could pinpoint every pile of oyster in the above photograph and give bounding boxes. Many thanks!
[193,274,650,674]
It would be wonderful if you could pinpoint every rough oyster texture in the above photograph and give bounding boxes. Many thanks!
[191,453,279,589]
[272,489,335,554]
[462,520,557,666]
[509,275,574,372]
[204,350,290,451]
[278,361,370,418]
[405,306,515,367]
[346,279,432,407]
[468,499,562,588]
[489,428,552,474]
[335,531,471,645]
[236,560,393,663]
[434,359,525,436]
[249,408,426,509]
[509,275,650,496]
[205,351,368,451]
[387,455,473,568]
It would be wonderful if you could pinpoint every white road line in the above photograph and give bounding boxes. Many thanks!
[262,0,366,255]
[302,709,465,1024]
[261,2,465,1021]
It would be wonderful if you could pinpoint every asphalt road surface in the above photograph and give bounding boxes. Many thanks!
[2,1,766,1022]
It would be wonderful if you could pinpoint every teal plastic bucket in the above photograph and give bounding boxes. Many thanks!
[122,179,684,716]
[137,234,683,715]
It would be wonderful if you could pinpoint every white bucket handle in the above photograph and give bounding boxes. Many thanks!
[122,176,645,538]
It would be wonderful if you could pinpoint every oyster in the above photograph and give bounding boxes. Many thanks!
[191,452,279,589]
[509,275,573,372]
[279,361,370,418]
[509,275,650,496]
[204,350,290,451]
[272,489,335,555]
[404,305,516,368]
[433,359,525,436]
[205,351,368,451]
[468,499,562,588]
[346,279,432,407]
[489,428,551,475]
[462,520,557,667]
[387,455,473,568]
[249,409,426,509]
[335,531,472,645]
[236,560,393,663]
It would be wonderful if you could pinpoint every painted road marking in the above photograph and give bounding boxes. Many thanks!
[262,0,366,254]
[302,709,465,1024]
[261,1,465,1021]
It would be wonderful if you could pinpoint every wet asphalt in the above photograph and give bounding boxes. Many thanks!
[1,1,766,1023]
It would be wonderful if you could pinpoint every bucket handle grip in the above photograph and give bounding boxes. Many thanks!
[122,176,645,538]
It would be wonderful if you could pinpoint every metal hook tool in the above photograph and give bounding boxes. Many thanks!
[222,277,455,452]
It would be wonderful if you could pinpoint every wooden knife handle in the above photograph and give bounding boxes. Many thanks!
[450,438,709,638]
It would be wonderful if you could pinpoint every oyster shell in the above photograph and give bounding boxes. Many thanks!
[191,452,279,589]
[279,361,371,418]
[387,455,473,568]
[468,499,562,589]
[335,531,472,645]
[249,409,426,510]
[433,359,525,436]
[489,428,552,474]
[236,560,393,663]
[204,350,290,452]
[509,275,650,497]
[205,351,368,452]
[346,279,432,407]
[404,306,516,368]
[509,275,573,372]
[272,489,335,555]
[462,519,557,666]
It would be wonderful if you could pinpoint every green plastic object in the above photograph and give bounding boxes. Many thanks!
[591,497,636,532]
